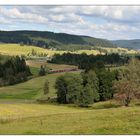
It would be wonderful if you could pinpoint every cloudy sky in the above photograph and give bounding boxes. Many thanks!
[0,6,140,40]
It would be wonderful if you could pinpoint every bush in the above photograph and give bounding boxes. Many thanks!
[39,65,46,76]
[44,80,49,95]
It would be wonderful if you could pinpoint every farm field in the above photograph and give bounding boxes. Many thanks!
[26,60,77,69]
[0,44,66,57]
[27,60,78,76]
[0,66,140,134]
[100,47,139,54]
[0,102,140,134]
[0,43,140,135]
[0,44,139,57]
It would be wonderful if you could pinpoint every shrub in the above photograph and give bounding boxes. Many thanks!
[44,80,49,95]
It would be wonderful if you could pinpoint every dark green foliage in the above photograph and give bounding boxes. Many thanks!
[55,75,68,104]
[50,53,128,71]
[55,73,83,104]
[94,61,105,70]
[0,31,115,50]
[55,68,116,106]
[82,70,99,102]
[112,39,140,50]
[39,65,46,76]
[0,55,32,86]
[78,84,94,107]
[97,70,115,101]
[66,74,83,104]
[44,80,49,95]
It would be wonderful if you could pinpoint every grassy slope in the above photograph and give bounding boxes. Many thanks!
[0,44,140,134]
[26,60,77,69]
[0,102,140,134]
[28,60,78,76]
[0,44,138,57]
[0,71,80,101]
[0,44,66,57]
[0,68,140,134]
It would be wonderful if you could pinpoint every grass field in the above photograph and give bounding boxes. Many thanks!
[0,71,80,101]
[0,44,140,134]
[101,47,139,54]
[0,101,140,134]
[0,44,139,57]
[26,60,77,69]
[0,68,140,134]
[27,60,78,76]
[0,44,66,57]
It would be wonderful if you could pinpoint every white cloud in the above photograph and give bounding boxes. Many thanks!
[0,16,10,24]
[0,7,48,24]
[1,6,140,39]
[79,6,140,23]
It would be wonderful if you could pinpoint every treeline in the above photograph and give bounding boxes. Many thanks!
[55,64,116,106]
[0,31,115,50]
[50,53,129,70]
[0,55,31,86]
[54,58,140,107]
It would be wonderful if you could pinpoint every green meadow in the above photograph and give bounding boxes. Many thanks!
[0,102,140,134]
[0,71,80,101]
[0,43,140,134]
[0,43,138,57]
[0,68,140,134]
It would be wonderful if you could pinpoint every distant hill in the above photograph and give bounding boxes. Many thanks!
[0,30,115,50]
[112,39,140,50]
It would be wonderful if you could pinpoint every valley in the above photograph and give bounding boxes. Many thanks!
[0,32,140,135]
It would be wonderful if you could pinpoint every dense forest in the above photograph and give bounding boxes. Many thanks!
[55,65,116,106]
[112,39,140,50]
[54,58,140,107]
[52,53,127,106]
[0,31,115,50]
[50,53,130,70]
[0,55,31,86]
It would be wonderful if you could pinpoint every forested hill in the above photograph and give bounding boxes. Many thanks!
[0,30,115,50]
[112,39,140,50]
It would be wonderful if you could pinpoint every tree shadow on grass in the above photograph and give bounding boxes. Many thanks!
[91,101,121,110]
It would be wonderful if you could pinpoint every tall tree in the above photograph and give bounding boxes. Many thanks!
[97,70,115,101]
[78,83,94,107]
[82,70,99,102]
[55,73,83,104]
[114,58,140,106]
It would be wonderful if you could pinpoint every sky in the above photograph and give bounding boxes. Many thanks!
[0,6,140,40]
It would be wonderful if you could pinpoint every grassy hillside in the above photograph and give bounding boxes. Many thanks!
[0,55,140,134]
[0,102,140,134]
[26,60,77,69]
[0,44,138,57]
[99,47,139,54]
[0,71,80,101]
[0,44,66,57]
[112,39,140,50]
[0,30,115,50]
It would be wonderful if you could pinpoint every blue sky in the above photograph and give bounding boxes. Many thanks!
[1,6,140,40]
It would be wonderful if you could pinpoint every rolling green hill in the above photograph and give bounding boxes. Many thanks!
[112,39,140,50]
[0,100,140,134]
[0,69,140,134]
[0,30,115,50]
